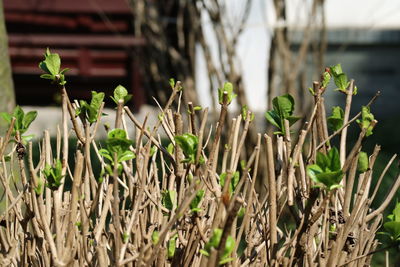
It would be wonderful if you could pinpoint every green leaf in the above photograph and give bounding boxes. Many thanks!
[40,74,54,80]
[34,178,44,195]
[106,129,134,155]
[21,135,35,143]
[272,94,295,119]
[124,95,132,103]
[169,78,175,89]
[220,235,235,265]
[13,106,24,131]
[58,74,67,85]
[162,190,177,211]
[190,190,205,213]
[237,207,245,218]
[99,149,113,162]
[0,112,12,124]
[108,128,127,139]
[307,165,343,190]
[167,234,178,259]
[330,64,343,77]
[54,159,63,178]
[118,150,135,162]
[39,48,61,76]
[167,143,174,155]
[39,49,68,85]
[202,228,235,265]
[321,71,331,88]
[334,73,349,91]
[22,111,38,130]
[327,147,341,171]
[241,105,255,122]
[122,232,129,243]
[220,171,240,195]
[174,133,199,163]
[219,257,235,265]
[356,106,375,137]
[327,106,344,132]
[111,85,131,105]
[330,64,349,92]
[77,91,104,123]
[316,153,329,171]
[265,110,281,129]
[60,68,69,75]
[383,221,400,241]
[388,202,400,222]
[90,91,104,112]
[1,106,37,137]
[104,164,113,176]
[150,146,157,157]
[287,116,301,126]
[307,148,343,190]
[357,151,369,173]
[218,82,236,104]
[42,159,64,190]
[242,105,249,120]
[152,231,159,245]
[265,94,300,135]
[353,86,358,95]
[199,249,210,257]
[205,229,222,252]
[315,147,341,172]
[307,164,324,183]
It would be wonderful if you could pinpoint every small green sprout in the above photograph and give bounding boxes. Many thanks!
[34,178,44,195]
[306,147,343,191]
[330,64,350,93]
[265,94,301,135]
[241,105,255,121]
[190,190,205,213]
[167,143,175,155]
[380,202,400,242]
[123,232,130,243]
[188,106,202,114]
[150,146,157,157]
[75,91,104,124]
[167,233,179,259]
[169,78,175,89]
[98,129,135,178]
[321,70,331,89]
[151,230,160,245]
[43,159,64,190]
[174,133,204,164]
[161,190,177,213]
[219,171,240,195]
[356,106,375,137]
[327,106,344,132]
[75,221,82,231]
[200,228,235,265]
[0,106,37,143]
[39,48,69,86]
[218,82,237,105]
[357,151,369,173]
[110,85,132,105]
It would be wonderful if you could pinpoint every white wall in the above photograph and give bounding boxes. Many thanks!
[196,0,269,111]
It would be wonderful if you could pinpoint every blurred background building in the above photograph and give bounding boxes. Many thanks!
[4,0,145,109]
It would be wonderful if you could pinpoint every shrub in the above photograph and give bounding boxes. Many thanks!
[0,52,398,266]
